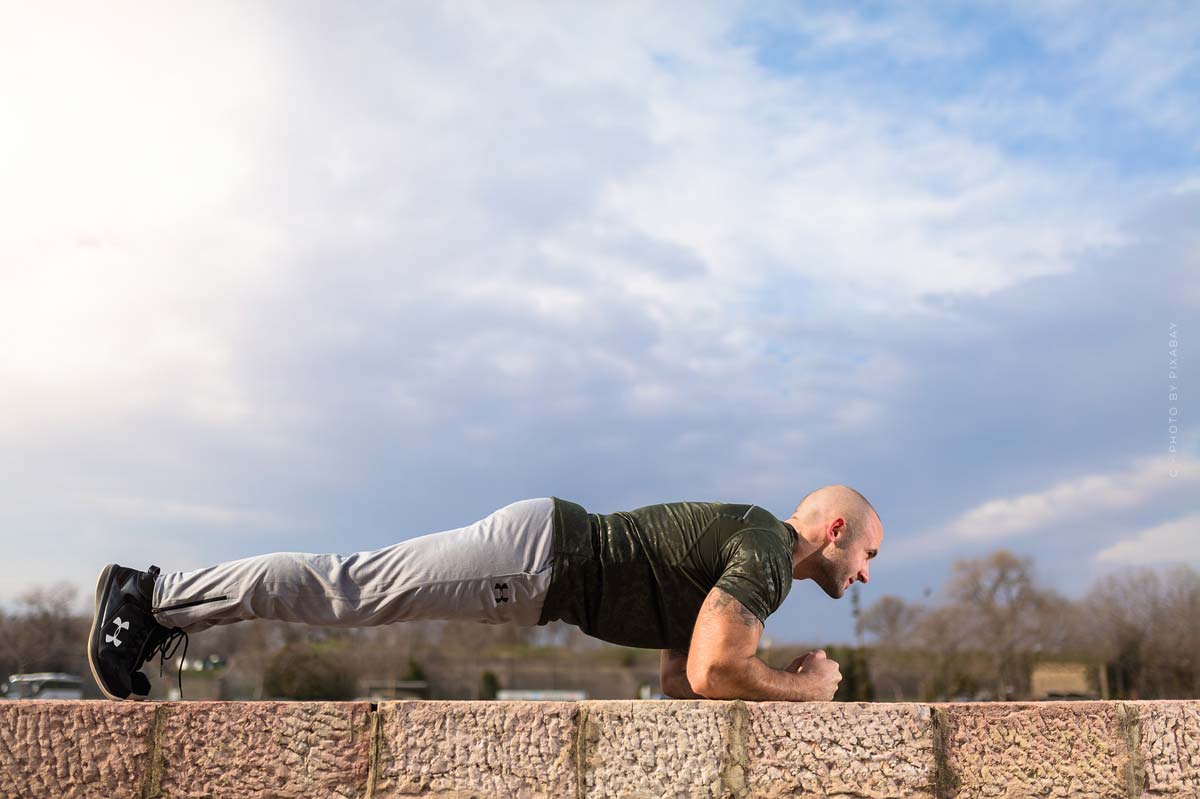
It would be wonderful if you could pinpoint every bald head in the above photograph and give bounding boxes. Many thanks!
[787,484,883,598]
[793,484,881,545]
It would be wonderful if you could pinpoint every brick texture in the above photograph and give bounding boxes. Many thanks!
[0,700,157,799]
[582,699,734,798]
[936,701,1131,799]
[744,700,937,798]
[373,700,578,798]
[1,699,1196,798]
[1135,700,1200,797]
[154,701,372,799]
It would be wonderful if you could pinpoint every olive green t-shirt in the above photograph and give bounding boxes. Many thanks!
[535,497,796,649]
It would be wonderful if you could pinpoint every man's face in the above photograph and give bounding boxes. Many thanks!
[812,519,880,599]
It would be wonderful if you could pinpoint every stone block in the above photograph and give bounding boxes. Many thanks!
[937,700,1131,798]
[0,700,158,799]
[744,700,937,798]
[582,699,734,798]
[1135,699,1200,797]
[154,701,372,798]
[373,700,579,798]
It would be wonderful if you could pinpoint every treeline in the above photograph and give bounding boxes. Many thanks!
[853,551,1200,701]
[0,584,88,679]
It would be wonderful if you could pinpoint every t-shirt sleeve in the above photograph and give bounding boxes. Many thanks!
[712,530,793,624]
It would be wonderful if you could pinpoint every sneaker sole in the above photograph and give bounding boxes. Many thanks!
[87,563,148,702]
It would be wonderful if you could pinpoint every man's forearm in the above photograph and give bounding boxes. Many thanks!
[697,656,825,701]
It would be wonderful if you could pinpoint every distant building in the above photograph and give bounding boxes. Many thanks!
[496,689,588,701]
[358,680,430,700]
[1030,661,1101,700]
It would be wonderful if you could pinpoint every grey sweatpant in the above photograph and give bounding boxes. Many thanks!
[151,498,556,633]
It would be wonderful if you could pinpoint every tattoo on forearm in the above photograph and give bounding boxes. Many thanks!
[711,589,762,628]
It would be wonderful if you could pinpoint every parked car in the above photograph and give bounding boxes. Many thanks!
[0,673,84,700]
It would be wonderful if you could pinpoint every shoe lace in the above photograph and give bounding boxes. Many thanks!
[146,627,189,700]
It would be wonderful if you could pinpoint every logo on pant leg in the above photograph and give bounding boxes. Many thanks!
[493,583,509,604]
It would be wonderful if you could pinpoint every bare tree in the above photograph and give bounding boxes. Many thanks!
[912,601,978,700]
[1156,564,1200,697]
[856,595,929,699]
[941,550,1055,699]
[0,582,85,676]
[1083,564,1200,698]
[857,595,923,649]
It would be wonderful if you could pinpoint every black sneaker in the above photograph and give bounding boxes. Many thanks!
[87,564,189,700]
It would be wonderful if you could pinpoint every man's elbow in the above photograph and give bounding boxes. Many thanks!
[688,662,740,699]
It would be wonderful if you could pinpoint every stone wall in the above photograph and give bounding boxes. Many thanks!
[1,700,1196,798]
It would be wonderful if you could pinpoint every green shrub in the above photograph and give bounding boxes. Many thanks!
[479,670,500,700]
[263,641,356,700]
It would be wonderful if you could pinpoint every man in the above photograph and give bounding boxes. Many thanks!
[88,484,881,702]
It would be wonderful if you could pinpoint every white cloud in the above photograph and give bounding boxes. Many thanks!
[1171,176,1200,196]
[0,4,286,431]
[1007,1,1200,135]
[71,491,300,532]
[742,4,986,64]
[1095,513,1200,567]
[0,2,1151,446]
[944,455,1200,542]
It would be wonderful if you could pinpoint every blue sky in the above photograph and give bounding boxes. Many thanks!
[1,2,1196,647]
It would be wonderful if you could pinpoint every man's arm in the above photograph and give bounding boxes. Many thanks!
[659,648,704,699]
[686,587,832,701]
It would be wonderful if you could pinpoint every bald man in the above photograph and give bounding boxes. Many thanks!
[87,486,882,702]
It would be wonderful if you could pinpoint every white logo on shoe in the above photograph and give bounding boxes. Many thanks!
[105,616,130,647]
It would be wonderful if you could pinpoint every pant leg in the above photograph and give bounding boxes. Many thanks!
[151,498,556,633]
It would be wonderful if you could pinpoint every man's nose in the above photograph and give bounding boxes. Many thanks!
[858,565,869,584]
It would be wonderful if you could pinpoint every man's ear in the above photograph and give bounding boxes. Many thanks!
[827,517,846,544]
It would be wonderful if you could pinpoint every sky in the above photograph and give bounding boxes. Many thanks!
[1,1,1197,647]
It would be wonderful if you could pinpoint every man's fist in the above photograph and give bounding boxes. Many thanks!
[786,649,842,701]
